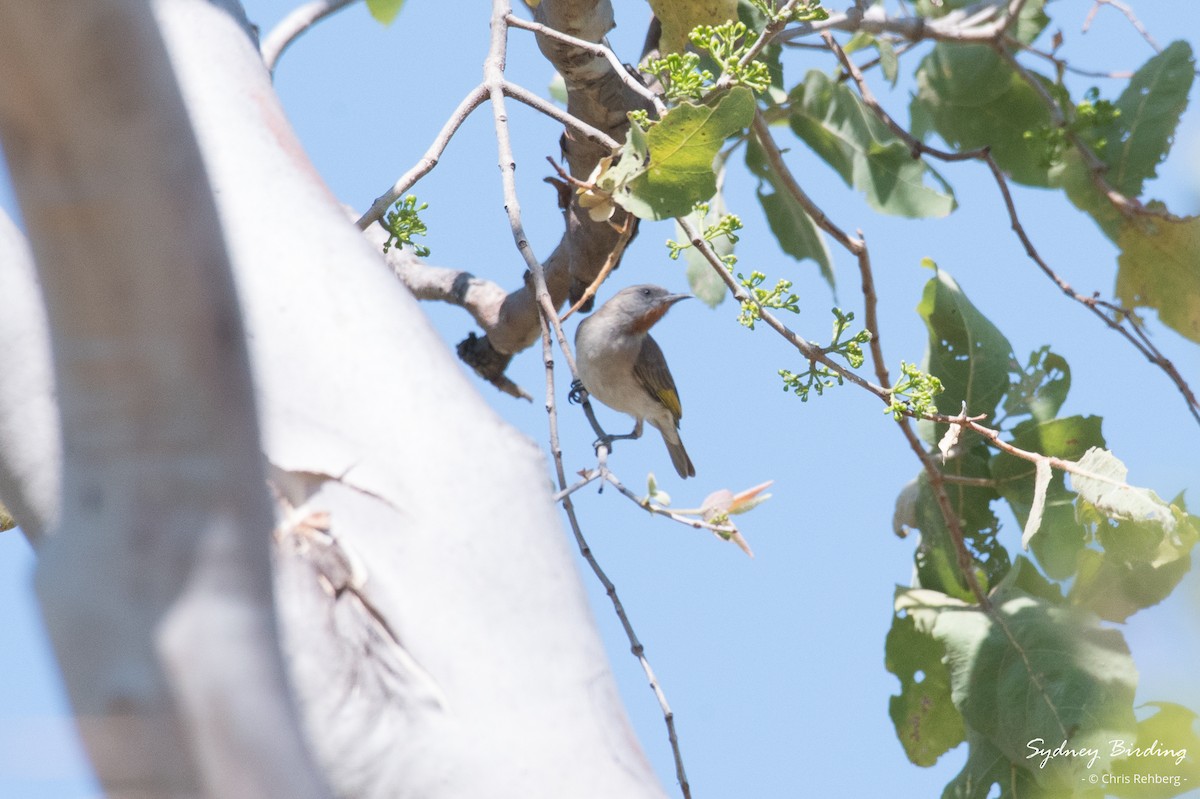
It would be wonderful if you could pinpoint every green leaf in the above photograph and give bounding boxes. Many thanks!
[911,45,1055,187]
[1068,488,1198,622]
[912,448,1007,598]
[1003,346,1071,424]
[1069,522,1194,623]
[877,38,899,86]
[1090,42,1195,198]
[943,729,1063,799]
[990,415,1105,580]
[900,587,1138,793]
[1050,149,1121,240]
[788,70,956,218]
[886,605,965,767]
[548,72,568,106]
[1070,448,1177,533]
[744,138,834,288]
[1116,214,1200,343]
[610,87,755,221]
[917,267,1014,433]
[1056,44,1195,240]
[992,554,1063,606]
[366,0,406,25]
[674,186,731,308]
[1110,703,1200,799]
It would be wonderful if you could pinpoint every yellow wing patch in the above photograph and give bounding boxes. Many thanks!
[634,336,683,424]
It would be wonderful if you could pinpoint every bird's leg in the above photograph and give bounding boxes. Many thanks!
[617,418,644,441]
[594,418,642,451]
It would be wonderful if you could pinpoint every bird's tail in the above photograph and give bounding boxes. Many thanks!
[658,427,695,479]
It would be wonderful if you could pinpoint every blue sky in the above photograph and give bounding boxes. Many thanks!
[1,2,1198,797]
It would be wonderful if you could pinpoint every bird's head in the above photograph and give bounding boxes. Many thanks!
[606,284,691,334]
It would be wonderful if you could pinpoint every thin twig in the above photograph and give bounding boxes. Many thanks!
[677,206,890,403]
[505,13,667,116]
[1082,0,1161,52]
[357,84,489,229]
[833,40,920,83]
[822,33,1200,428]
[260,0,360,74]
[744,112,994,605]
[822,32,981,162]
[851,225,991,607]
[748,111,866,253]
[601,472,739,537]
[552,470,603,502]
[486,3,691,794]
[1018,42,1133,80]
[930,409,1157,491]
[502,81,620,150]
[560,215,634,322]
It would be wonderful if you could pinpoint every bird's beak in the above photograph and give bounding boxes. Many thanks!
[663,293,692,306]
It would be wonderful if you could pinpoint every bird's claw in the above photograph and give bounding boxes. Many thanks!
[568,379,586,405]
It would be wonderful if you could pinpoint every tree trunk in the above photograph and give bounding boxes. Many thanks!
[0,1,667,796]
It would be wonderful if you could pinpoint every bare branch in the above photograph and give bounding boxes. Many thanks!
[488,5,687,796]
[676,207,890,403]
[358,84,489,228]
[506,12,667,115]
[1082,0,1161,52]
[560,214,634,322]
[260,0,361,73]
[823,33,1200,427]
[502,80,620,149]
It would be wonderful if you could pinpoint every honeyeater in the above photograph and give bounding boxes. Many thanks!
[574,284,695,479]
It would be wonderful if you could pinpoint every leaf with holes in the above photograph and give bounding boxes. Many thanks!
[917,266,1013,442]
[1089,41,1195,198]
[1116,214,1200,343]
[789,70,956,217]
[886,596,964,767]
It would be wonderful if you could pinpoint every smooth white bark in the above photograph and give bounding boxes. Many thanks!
[0,210,59,542]
[0,1,330,796]
[156,0,665,795]
[0,0,668,796]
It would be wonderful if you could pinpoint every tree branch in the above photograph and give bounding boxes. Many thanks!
[359,83,489,228]
[260,0,361,73]
[0,210,59,544]
[506,12,667,115]
[820,32,1200,427]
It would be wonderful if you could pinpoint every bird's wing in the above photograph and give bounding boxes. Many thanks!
[633,335,682,422]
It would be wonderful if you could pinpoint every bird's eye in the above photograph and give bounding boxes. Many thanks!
[641,288,651,297]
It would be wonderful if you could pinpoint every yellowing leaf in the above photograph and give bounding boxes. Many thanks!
[646,0,738,54]
[1116,214,1200,343]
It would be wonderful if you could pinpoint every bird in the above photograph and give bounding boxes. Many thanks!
[573,284,695,479]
